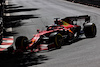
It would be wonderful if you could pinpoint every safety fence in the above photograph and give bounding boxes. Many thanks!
[66,0,100,8]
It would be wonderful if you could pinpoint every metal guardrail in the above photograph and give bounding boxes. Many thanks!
[66,0,100,7]
[0,0,5,44]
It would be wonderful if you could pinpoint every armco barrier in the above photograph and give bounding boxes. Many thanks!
[0,18,3,44]
[66,0,100,8]
[0,0,5,44]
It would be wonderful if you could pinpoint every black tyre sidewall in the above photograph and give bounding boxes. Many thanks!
[15,36,28,51]
[84,23,97,38]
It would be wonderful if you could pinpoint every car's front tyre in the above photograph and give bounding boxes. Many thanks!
[15,36,29,51]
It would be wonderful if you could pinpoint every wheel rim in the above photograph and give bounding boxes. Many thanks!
[55,34,63,47]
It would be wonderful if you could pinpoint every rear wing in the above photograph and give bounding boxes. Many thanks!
[61,15,90,23]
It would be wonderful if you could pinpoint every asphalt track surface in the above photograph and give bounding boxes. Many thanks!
[5,0,100,67]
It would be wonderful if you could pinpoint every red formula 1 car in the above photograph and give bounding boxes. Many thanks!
[15,15,97,52]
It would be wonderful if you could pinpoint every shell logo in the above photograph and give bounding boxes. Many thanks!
[32,40,35,42]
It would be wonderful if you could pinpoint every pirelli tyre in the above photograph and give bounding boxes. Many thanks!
[15,36,28,51]
[54,33,63,49]
[83,23,97,38]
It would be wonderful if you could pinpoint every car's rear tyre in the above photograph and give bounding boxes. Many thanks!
[54,33,63,49]
[84,23,97,38]
[15,36,28,51]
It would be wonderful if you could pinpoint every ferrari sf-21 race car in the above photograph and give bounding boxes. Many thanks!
[15,15,97,52]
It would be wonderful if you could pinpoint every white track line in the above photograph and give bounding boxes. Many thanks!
[3,40,13,43]
[0,45,11,48]
[6,36,13,38]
